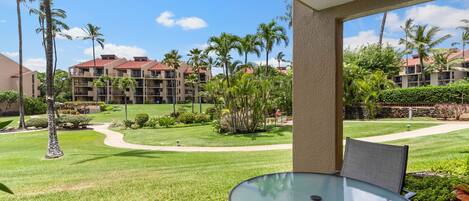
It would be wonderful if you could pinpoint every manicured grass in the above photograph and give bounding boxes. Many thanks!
[0,130,291,200]
[122,125,293,147]
[120,122,439,147]
[1,127,468,200]
[344,122,440,138]
[88,104,212,123]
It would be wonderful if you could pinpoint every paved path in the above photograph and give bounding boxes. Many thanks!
[90,122,469,152]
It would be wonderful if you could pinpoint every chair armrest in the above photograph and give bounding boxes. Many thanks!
[403,189,416,200]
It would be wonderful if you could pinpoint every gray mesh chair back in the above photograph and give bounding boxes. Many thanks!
[341,138,409,194]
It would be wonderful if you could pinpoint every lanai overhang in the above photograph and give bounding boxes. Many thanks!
[292,0,431,173]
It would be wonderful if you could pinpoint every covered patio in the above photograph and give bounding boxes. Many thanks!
[292,0,431,173]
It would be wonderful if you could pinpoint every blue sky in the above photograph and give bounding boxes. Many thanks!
[0,0,469,74]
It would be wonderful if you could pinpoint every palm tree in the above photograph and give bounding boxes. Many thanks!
[399,18,416,67]
[207,33,241,85]
[277,0,292,29]
[257,20,289,76]
[16,0,35,130]
[185,73,198,113]
[238,34,261,66]
[44,0,63,158]
[275,52,286,68]
[187,48,206,113]
[112,77,136,121]
[93,75,111,103]
[82,23,105,67]
[162,50,182,114]
[456,19,469,65]
[378,12,388,47]
[408,24,451,86]
[206,33,242,132]
[429,48,463,75]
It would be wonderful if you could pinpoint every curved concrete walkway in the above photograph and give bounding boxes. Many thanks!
[91,122,469,152]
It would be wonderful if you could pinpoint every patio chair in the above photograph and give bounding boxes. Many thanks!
[341,138,416,199]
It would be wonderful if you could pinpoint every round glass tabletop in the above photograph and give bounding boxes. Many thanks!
[229,172,408,201]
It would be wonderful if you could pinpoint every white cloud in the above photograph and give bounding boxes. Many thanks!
[24,58,46,72]
[344,30,400,49]
[176,17,208,30]
[57,27,88,40]
[155,11,207,30]
[1,51,19,58]
[156,11,176,27]
[387,4,469,34]
[84,43,147,59]
[255,58,290,67]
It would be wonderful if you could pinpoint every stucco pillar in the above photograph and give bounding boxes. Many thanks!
[293,0,343,173]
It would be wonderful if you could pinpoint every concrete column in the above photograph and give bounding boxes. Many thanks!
[293,0,343,173]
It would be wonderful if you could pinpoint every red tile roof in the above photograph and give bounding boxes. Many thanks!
[149,62,173,71]
[184,67,207,74]
[75,59,117,68]
[114,60,153,70]
[402,49,469,67]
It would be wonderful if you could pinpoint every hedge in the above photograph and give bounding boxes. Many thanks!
[380,85,469,104]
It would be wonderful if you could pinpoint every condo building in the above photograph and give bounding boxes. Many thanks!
[394,49,469,88]
[0,53,40,97]
[69,55,211,104]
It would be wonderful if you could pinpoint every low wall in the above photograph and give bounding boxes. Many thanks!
[344,105,436,120]
[0,102,19,116]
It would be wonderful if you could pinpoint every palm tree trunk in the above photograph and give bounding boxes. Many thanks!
[244,53,248,66]
[124,94,128,121]
[44,0,63,159]
[379,12,388,47]
[265,50,269,76]
[53,37,58,74]
[463,43,466,67]
[224,62,237,132]
[192,87,195,113]
[419,56,426,86]
[16,0,26,130]
[172,79,176,114]
[198,75,202,113]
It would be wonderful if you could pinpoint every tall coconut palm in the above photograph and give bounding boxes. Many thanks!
[257,20,289,76]
[207,33,241,85]
[378,12,388,47]
[399,18,416,67]
[206,33,241,132]
[82,24,105,67]
[185,73,198,113]
[16,0,35,129]
[277,0,292,29]
[429,48,463,75]
[456,19,469,64]
[44,0,63,158]
[162,50,182,114]
[112,77,136,121]
[238,34,262,66]
[275,52,286,68]
[408,24,451,86]
[187,48,206,113]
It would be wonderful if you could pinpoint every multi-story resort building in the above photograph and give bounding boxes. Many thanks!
[394,49,469,88]
[69,55,211,104]
[0,53,39,97]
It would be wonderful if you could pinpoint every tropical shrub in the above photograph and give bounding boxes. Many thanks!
[380,85,469,104]
[194,113,210,123]
[158,116,176,128]
[0,91,18,114]
[134,113,149,127]
[405,174,464,201]
[145,117,159,128]
[130,123,140,130]
[123,120,134,128]
[58,115,92,129]
[99,102,113,111]
[178,112,196,124]
[24,97,47,115]
[26,118,48,128]
[109,120,123,128]
[0,120,13,130]
[344,44,403,76]
[205,107,219,120]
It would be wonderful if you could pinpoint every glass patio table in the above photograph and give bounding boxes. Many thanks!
[229,172,408,201]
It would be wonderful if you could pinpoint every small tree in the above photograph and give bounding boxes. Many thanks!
[112,77,136,121]
[185,73,198,113]
[93,75,111,103]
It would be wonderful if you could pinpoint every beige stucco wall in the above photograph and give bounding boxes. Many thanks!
[293,0,433,173]
[0,53,39,97]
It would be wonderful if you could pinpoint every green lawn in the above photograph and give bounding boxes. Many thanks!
[1,128,468,200]
[89,104,213,123]
[0,130,291,201]
[120,122,439,147]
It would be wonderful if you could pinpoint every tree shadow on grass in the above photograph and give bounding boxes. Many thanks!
[71,150,165,165]
[229,126,292,141]
[0,183,13,194]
